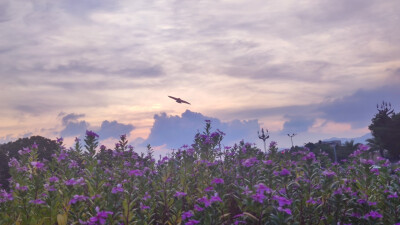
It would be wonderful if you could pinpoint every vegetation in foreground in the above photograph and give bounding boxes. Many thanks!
[0,120,400,225]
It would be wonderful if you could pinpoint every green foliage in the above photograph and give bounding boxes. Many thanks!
[368,101,400,161]
[1,122,400,225]
[0,136,58,190]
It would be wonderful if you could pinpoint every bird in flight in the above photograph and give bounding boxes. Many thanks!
[168,96,191,105]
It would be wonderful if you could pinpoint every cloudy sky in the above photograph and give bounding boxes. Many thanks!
[1,0,399,152]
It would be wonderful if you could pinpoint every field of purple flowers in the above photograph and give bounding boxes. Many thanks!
[1,121,400,225]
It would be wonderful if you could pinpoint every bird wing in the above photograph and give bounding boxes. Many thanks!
[181,99,191,105]
[168,96,178,100]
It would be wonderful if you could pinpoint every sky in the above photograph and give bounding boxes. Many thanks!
[1,0,399,154]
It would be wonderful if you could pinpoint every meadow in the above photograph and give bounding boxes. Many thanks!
[1,121,399,225]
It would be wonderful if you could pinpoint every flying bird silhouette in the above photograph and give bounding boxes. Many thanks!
[168,96,191,105]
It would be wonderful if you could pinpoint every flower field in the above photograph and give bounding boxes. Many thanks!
[1,121,400,225]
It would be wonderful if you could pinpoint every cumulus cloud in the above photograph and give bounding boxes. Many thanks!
[317,85,400,128]
[97,120,135,140]
[0,134,15,144]
[60,121,89,138]
[143,110,260,149]
[217,84,400,133]
[22,132,33,138]
[58,113,135,140]
[281,116,315,134]
[60,113,85,126]
[58,113,89,138]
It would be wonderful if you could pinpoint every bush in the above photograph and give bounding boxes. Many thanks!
[1,122,399,225]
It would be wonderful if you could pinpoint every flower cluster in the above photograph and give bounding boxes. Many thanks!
[1,123,399,225]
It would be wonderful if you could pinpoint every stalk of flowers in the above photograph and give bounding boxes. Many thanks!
[2,122,400,225]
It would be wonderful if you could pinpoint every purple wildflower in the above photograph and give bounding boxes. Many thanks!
[204,186,214,192]
[29,199,45,205]
[334,188,343,195]
[65,178,85,186]
[31,161,45,170]
[194,204,204,211]
[233,214,244,219]
[370,168,380,175]
[44,183,57,192]
[272,195,292,207]
[210,195,222,203]
[68,160,79,169]
[182,211,194,220]
[86,130,99,138]
[252,193,266,203]
[65,179,76,186]
[18,147,31,155]
[322,170,336,177]
[56,137,63,144]
[31,142,38,149]
[357,199,367,204]
[282,187,291,195]
[142,192,151,201]
[279,168,291,176]
[91,194,101,200]
[358,144,369,151]
[100,145,106,151]
[8,157,20,168]
[211,178,224,185]
[111,184,124,194]
[254,183,272,194]
[242,157,259,167]
[0,190,14,202]
[185,219,200,225]
[306,197,319,204]
[364,211,382,219]
[15,183,28,191]
[69,195,88,204]
[49,176,59,182]
[360,159,375,165]
[242,186,253,195]
[262,160,273,165]
[388,192,399,199]
[57,151,68,162]
[174,191,187,198]
[198,196,211,207]
[129,169,143,177]
[277,207,292,215]
[17,166,28,172]
[269,141,277,148]
[302,152,316,161]
[89,207,113,224]
[140,203,150,210]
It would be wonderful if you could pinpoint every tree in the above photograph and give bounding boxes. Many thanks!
[366,137,385,157]
[336,140,360,162]
[368,101,400,161]
[0,150,10,190]
[0,136,59,190]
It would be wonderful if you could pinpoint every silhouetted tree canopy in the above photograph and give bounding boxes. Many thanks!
[368,101,400,161]
[0,136,59,190]
[0,150,9,190]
